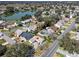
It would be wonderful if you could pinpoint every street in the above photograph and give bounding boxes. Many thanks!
[41,20,76,57]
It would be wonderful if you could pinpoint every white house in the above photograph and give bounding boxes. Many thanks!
[64,17,70,22]
[15,29,23,37]
[29,36,44,49]
[54,20,65,29]
[76,31,79,40]
[23,25,37,32]
[0,21,5,24]
[0,32,3,39]
[46,27,55,35]
[38,27,54,37]
[21,18,32,24]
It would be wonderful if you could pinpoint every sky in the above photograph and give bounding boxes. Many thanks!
[0,0,79,1]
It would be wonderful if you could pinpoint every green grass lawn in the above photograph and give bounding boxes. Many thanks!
[0,39,6,45]
[55,53,65,57]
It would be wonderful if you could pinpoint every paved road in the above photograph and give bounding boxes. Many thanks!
[41,21,76,57]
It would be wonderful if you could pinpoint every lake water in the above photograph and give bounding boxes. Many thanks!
[1,11,35,20]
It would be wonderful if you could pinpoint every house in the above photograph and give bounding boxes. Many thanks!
[0,6,6,14]
[19,32,33,42]
[15,29,23,37]
[64,17,70,22]
[29,36,44,49]
[7,22,18,29]
[21,18,32,24]
[0,22,17,30]
[54,20,65,29]
[76,30,79,40]
[0,21,5,24]
[75,17,79,23]
[0,22,7,29]
[46,27,55,35]
[69,10,75,19]
[23,25,37,32]
[51,26,58,32]
[0,32,16,45]
[38,29,49,37]
[38,27,54,37]
[0,32,3,39]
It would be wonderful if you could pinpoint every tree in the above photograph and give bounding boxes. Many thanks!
[4,6,15,16]
[6,6,14,12]
[60,33,79,54]
[4,42,35,57]
[44,36,52,43]
[45,12,49,15]
[21,15,32,21]
[0,45,6,56]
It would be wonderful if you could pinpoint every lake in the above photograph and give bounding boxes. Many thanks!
[1,11,35,21]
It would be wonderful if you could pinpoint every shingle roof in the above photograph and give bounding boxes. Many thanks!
[20,32,33,40]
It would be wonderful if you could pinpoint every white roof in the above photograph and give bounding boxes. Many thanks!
[33,42,39,49]
[46,27,55,34]
[54,20,65,28]
[0,32,3,37]
[29,25,37,31]
[30,36,44,44]
[47,28,54,34]
[21,19,32,23]
[0,21,5,24]
[15,29,23,36]
[64,18,69,22]
[76,32,79,40]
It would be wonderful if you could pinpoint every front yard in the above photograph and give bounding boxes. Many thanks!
[53,52,65,57]
[0,39,6,45]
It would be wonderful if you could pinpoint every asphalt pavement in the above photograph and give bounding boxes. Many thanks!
[41,20,76,57]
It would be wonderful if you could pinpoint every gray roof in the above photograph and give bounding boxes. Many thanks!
[20,32,33,40]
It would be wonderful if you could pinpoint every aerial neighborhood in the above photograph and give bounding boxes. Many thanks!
[0,1,79,57]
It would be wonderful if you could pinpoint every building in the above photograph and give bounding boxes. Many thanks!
[23,25,37,32]
[7,22,18,29]
[0,21,5,24]
[76,30,79,40]
[0,22,17,30]
[0,6,6,14]
[38,29,49,37]
[54,20,65,29]
[46,27,55,35]
[64,17,70,22]
[19,32,33,42]
[38,27,54,37]
[0,32,16,45]
[29,36,44,49]
[0,32,3,39]
[15,29,23,37]
[21,18,32,24]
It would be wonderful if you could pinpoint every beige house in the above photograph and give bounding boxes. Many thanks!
[29,36,44,49]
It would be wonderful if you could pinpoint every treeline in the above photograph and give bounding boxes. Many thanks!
[1,1,79,6]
